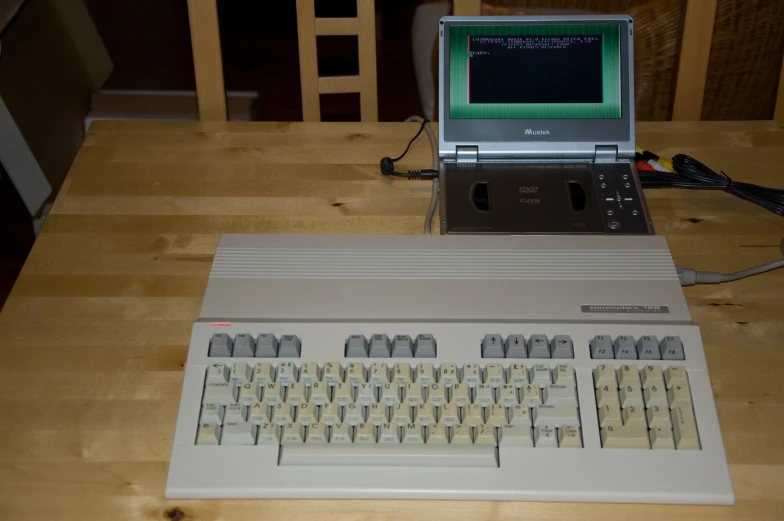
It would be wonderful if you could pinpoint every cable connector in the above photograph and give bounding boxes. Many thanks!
[675,265,722,286]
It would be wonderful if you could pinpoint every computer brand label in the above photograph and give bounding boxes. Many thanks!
[581,305,670,314]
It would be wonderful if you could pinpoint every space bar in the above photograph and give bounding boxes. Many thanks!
[279,445,498,467]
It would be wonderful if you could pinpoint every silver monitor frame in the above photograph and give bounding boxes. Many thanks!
[438,15,636,160]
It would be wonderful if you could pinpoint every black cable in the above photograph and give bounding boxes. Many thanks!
[380,119,438,180]
[638,154,784,217]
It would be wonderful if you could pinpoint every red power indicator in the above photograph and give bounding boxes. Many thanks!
[212,323,232,327]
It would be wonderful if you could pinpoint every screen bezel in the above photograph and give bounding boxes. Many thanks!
[439,16,635,159]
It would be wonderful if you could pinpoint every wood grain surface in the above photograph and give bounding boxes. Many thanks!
[1,121,783,521]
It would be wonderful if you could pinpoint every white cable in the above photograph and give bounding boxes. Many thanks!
[676,238,784,285]
[404,116,439,234]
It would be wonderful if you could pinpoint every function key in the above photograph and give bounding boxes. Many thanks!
[392,335,414,357]
[637,335,661,360]
[255,334,278,357]
[660,336,685,360]
[414,334,437,358]
[233,334,256,357]
[209,333,233,357]
[613,335,637,359]
[345,335,368,357]
[369,334,391,357]
[505,334,527,358]
[481,334,505,358]
[278,335,301,357]
[590,335,613,359]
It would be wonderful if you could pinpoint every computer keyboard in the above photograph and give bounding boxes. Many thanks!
[166,234,734,504]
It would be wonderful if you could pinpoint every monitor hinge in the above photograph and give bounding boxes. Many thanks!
[594,145,619,163]
[456,145,479,163]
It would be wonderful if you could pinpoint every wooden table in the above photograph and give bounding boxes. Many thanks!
[1,121,783,521]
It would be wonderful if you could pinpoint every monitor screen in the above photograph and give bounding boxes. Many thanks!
[449,24,622,119]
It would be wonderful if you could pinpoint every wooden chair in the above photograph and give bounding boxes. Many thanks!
[453,0,784,122]
[187,0,227,121]
[295,0,378,121]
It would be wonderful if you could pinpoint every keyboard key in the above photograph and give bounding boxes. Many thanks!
[323,362,344,386]
[462,404,484,427]
[253,363,275,386]
[404,382,424,406]
[641,364,664,388]
[668,383,692,409]
[255,334,278,357]
[595,385,620,408]
[403,423,425,444]
[367,403,388,425]
[333,383,355,405]
[321,403,341,425]
[439,403,459,425]
[534,425,558,447]
[209,333,232,357]
[308,382,329,405]
[505,334,527,358]
[637,336,661,360]
[426,383,447,405]
[380,383,401,405]
[482,334,505,358]
[346,362,366,386]
[393,363,413,386]
[392,335,414,357]
[551,335,574,358]
[508,405,530,426]
[262,382,285,405]
[486,404,507,427]
[279,444,499,467]
[462,364,481,387]
[617,364,641,388]
[671,406,700,449]
[287,383,307,406]
[601,422,650,448]
[427,424,448,444]
[665,366,689,389]
[474,424,496,446]
[299,362,320,386]
[196,423,221,445]
[257,423,280,445]
[528,335,550,358]
[200,403,224,425]
[278,335,301,357]
[620,385,644,408]
[598,404,622,427]
[206,363,230,384]
[344,403,364,425]
[379,423,400,444]
[499,367,522,391]
[249,402,272,424]
[558,425,582,448]
[414,334,437,358]
[282,422,305,444]
[277,362,298,385]
[221,421,257,445]
[203,382,238,405]
[306,422,329,443]
[500,424,533,446]
[643,384,668,408]
[590,335,614,359]
[484,364,505,386]
[273,402,295,425]
[498,384,518,406]
[354,423,375,443]
[356,383,376,405]
[369,362,390,385]
[233,334,256,357]
[553,364,575,386]
[531,364,551,387]
[415,403,436,425]
[661,336,685,360]
[474,384,494,406]
[650,426,675,449]
[613,335,637,359]
[646,404,671,429]
[439,363,459,387]
[345,335,368,357]
[230,362,253,386]
[593,364,617,388]
[450,424,472,444]
[369,334,391,357]
[225,403,247,422]
[416,363,436,385]
[622,405,646,426]
[392,403,412,425]
[521,384,542,407]
[543,384,577,406]
[533,404,580,427]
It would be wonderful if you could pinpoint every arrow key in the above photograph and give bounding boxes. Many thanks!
[505,334,527,358]
[550,335,574,359]
[482,334,505,358]
[528,334,550,358]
